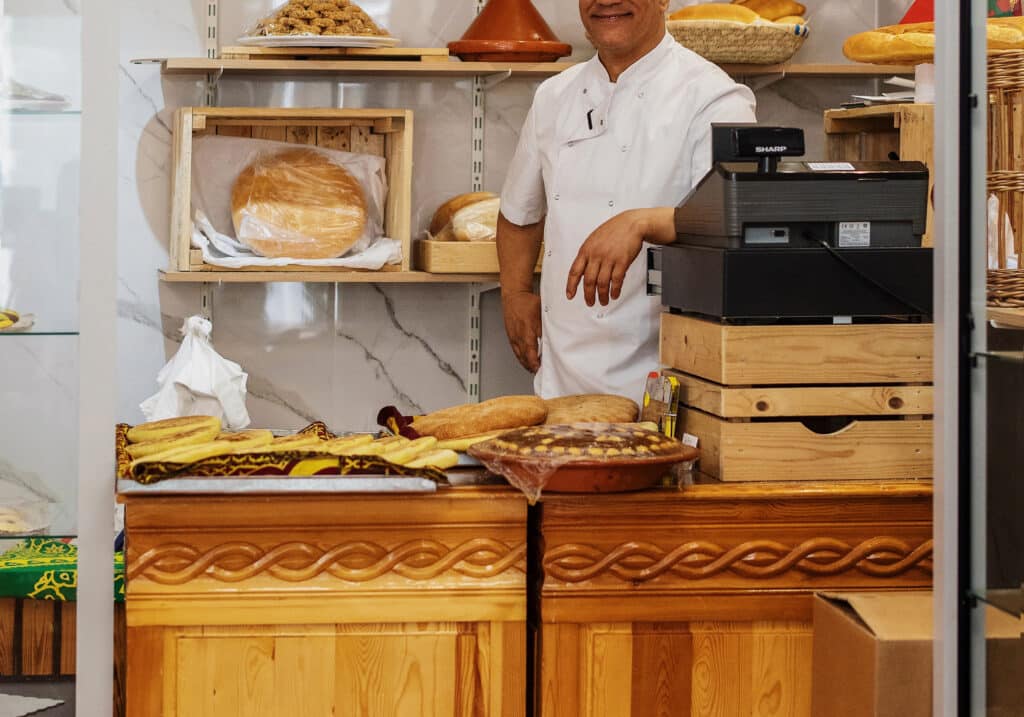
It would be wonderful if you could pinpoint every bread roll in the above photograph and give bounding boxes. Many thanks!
[774,15,806,24]
[430,192,497,235]
[412,395,548,441]
[734,0,806,21]
[231,148,368,259]
[452,197,501,241]
[544,394,639,425]
[668,4,759,23]
[844,17,1024,64]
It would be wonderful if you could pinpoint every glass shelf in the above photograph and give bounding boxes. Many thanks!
[5,109,81,116]
[0,327,79,337]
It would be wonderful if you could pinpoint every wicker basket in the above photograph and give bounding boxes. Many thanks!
[666,19,808,65]
[987,51,1024,305]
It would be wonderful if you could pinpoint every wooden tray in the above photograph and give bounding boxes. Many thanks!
[414,239,542,274]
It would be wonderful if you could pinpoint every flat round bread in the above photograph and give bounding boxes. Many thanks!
[231,148,368,259]
[413,395,547,441]
[544,394,639,425]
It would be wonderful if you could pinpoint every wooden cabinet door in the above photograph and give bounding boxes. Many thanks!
[130,621,525,717]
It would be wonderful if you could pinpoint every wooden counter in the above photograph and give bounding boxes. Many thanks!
[122,478,933,716]
[122,486,528,716]
[537,479,934,717]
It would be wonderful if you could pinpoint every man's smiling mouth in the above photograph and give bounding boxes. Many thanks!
[592,12,633,21]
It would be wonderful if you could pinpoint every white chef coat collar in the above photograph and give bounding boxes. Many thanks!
[565,33,672,145]
[583,30,674,88]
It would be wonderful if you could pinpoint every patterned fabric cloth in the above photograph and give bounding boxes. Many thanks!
[117,421,446,484]
[0,538,125,602]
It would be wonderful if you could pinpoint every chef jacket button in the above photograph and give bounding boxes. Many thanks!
[554,194,560,201]
[638,90,645,98]
[597,311,605,318]
[544,305,550,313]
[583,88,588,94]
[621,145,628,152]
[608,200,615,207]
[546,250,552,257]
[568,141,576,147]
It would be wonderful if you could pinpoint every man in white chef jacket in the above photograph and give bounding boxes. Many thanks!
[497,0,756,402]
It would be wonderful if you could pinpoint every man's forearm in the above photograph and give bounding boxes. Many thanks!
[637,207,676,246]
[497,212,544,295]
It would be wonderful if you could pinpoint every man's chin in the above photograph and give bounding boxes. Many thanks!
[587,29,635,53]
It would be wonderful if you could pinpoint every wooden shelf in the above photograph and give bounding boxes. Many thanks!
[159,270,500,284]
[142,57,915,79]
[988,306,1024,329]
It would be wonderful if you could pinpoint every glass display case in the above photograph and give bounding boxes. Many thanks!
[0,1,82,539]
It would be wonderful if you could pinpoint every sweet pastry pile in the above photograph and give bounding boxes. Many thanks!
[0,309,19,331]
[470,423,689,462]
[253,0,388,37]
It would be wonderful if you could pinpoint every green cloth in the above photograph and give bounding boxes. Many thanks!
[0,538,125,602]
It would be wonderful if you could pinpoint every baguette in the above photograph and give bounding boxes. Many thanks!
[844,17,1024,64]
[412,395,547,441]
[668,4,759,23]
[733,0,805,21]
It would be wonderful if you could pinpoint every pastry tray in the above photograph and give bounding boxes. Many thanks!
[116,476,437,495]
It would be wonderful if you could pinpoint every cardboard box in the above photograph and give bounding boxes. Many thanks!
[812,591,1023,717]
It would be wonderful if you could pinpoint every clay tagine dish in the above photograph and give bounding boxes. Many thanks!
[448,0,573,63]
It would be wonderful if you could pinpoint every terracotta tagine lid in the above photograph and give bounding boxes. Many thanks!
[448,0,573,63]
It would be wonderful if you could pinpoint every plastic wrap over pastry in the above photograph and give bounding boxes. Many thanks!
[468,423,698,503]
[244,0,389,38]
[231,148,369,259]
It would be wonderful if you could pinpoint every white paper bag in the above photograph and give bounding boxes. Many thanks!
[139,316,251,429]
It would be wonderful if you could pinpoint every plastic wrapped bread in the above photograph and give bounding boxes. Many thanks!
[231,148,369,259]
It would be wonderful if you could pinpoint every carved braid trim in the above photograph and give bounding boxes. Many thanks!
[544,537,934,584]
[129,538,527,585]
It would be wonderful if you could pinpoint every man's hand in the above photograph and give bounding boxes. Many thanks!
[502,290,542,373]
[566,207,675,306]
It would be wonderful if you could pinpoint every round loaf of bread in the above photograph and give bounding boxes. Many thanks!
[668,4,759,23]
[412,395,547,441]
[231,148,368,259]
[544,394,639,425]
[844,18,1024,64]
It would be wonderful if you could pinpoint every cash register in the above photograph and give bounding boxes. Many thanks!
[648,125,933,321]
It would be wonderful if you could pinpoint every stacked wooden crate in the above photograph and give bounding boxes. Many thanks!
[660,313,934,482]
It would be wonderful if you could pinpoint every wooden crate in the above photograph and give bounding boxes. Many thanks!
[414,239,543,274]
[661,313,934,482]
[170,107,414,273]
[824,104,934,247]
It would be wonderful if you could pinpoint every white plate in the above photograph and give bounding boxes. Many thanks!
[236,34,400,49]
